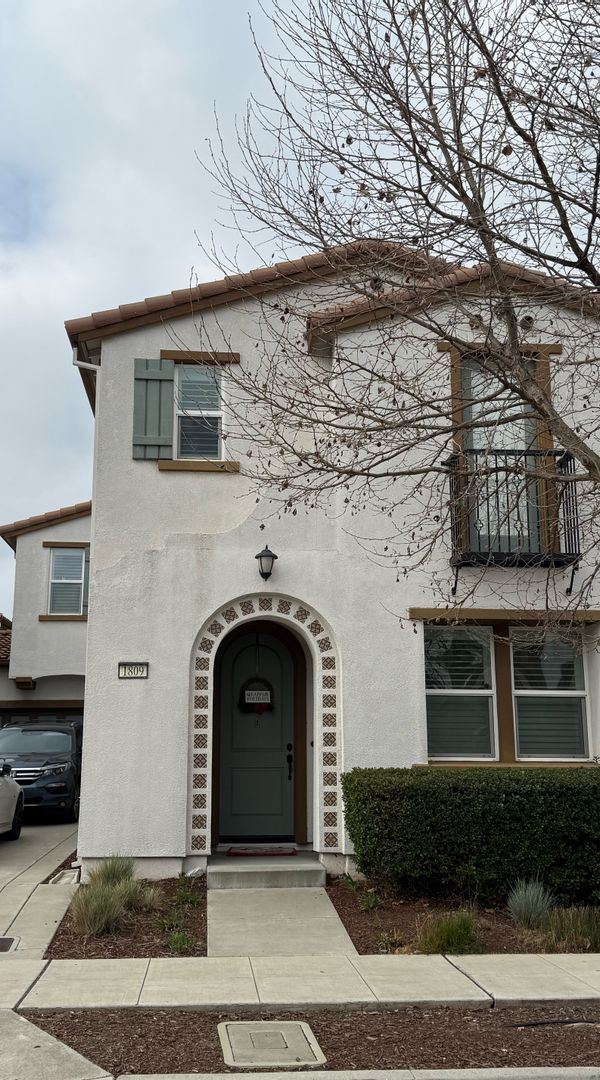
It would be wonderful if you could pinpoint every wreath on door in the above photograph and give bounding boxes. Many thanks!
[238,677,275,714]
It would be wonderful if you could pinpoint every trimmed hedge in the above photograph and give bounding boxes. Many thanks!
[341,767,600,904]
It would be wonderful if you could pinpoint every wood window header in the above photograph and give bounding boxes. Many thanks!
[409,607,600,623]
[42,541,90,549]
[159,350,240,364]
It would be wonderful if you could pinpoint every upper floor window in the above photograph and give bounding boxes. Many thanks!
[48,548,89,615]
[445,344,580,568]
[133,355,238,467]
[175,365,222,460]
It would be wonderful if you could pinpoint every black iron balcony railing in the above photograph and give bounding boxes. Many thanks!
[447,448,580,568]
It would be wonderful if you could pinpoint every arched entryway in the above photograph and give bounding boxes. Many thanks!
[188,592,342,858]
[212,621,307,845]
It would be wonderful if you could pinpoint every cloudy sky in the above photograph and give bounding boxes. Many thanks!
[0,0,274,615]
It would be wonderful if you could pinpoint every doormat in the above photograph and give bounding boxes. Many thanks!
[226,846,298,857]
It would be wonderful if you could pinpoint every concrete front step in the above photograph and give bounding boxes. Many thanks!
[207,856,326,890]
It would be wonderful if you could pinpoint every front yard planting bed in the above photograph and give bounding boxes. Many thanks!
[46,877,206,958]
[326,877,543,954]
[28,1005,600,1073]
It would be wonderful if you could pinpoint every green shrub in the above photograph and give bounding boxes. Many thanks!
[342,767,600,904]
[545,906,600,951]
[70,883,128,936]
[87,856,135,888]
[507,878,555,930]
[167,930,195,955]
[415,909,480,954]
[376,928,404,953]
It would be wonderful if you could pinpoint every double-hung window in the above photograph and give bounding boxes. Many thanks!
[175,365,222,460]
[48,549,88,616]
[511,631,588,759]
[425,626,496,758]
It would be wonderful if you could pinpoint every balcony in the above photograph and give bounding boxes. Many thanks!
[447,449,580,568]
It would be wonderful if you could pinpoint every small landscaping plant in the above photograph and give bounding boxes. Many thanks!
[414,909,481,954]
[87,855,135,888]
[507,878,555,930]
[167,929,195,955]
[71,856,160,937]
[544,906,600,952]
[70,883,128,937]
[359,890,382,912]
[174,873,202,907]
[376,927,404,953]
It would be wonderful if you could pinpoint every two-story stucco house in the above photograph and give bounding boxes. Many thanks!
[61,243,600,880]
[0,503,91,728]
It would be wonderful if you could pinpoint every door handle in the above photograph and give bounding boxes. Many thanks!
[286,753,293,781]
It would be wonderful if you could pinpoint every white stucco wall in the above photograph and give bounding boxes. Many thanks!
[8,516,90,682]
[77,280,600,871]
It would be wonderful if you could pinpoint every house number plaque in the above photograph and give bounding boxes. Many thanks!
[118,662,149,679]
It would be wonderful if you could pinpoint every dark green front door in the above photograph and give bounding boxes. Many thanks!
[219,630,294,840]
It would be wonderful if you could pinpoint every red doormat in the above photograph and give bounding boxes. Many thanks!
[226,846,298,857]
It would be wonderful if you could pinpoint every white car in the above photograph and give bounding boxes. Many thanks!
[0,763,23,840]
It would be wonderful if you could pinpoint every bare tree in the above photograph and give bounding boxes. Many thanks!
[198,0,600,614]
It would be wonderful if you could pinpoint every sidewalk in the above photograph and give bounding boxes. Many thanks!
[207,888,357,956]
[6,952,600,1011]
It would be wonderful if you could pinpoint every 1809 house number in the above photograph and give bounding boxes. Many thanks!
[118,662,149,679]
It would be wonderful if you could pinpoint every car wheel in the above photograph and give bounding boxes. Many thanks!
[4,794,23,841]
[66,788,80,823]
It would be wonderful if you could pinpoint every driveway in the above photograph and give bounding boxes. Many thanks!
[0,818,77,893]
[0,818,77,946]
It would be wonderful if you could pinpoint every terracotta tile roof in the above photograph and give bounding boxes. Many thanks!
[0,629,10,664]
[0,501,92,551]
[64,241,444,345]
[308,261,600,333]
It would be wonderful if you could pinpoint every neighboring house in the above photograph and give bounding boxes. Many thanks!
[0,503,91,726]
[61,243,600,880]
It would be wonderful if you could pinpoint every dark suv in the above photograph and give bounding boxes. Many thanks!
[0,722,82,821]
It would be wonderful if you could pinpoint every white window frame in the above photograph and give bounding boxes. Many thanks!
[48,548,85,616]
[173,363,224,461]
[425,625,499,761]
[510,629,591,761]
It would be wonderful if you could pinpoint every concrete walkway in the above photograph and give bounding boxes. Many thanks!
[10,951,600,1010]
[208,887,357,956]
[0,1009,109,1080]
[0,821,78,957]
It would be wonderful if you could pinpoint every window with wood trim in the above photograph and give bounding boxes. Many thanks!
[174,365,223,460]
[441,343,580,568]
[424,623,590,762]
[425,626,497,759]
[48,548,89,616]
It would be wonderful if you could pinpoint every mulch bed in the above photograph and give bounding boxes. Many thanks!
[45,878,207,959]
[326,877,542,953]
[42,850,78,884]
[29,1004,600,1073]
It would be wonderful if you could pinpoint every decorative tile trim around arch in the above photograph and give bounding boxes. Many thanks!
[189,593,342,856]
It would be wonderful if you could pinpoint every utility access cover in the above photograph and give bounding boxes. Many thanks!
[218,1021,326,1069]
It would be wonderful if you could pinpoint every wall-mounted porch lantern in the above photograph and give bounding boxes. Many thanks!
[255,546,278,580]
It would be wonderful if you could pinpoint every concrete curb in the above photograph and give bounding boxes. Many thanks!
[115,1070,600,1079]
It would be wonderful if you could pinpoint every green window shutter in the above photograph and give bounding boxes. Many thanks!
[133,358,174,460]
[82,549,90,617]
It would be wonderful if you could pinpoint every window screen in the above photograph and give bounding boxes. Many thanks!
[175,366,222,459]
[425,627,495,758]
[512,631,588,758]
[49,549,85,615]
